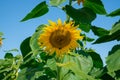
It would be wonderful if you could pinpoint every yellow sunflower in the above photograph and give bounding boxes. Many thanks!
[0,38,2,46]
[77,0,84,5]
[38,19,83,57]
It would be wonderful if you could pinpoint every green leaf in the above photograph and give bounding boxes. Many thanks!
[20,37,32,59]
[50,0,66,6]
[44,67,56,78]
[91,26,110,37]
[21,1,49,22]
[85,37,95,42]
[58,54,94,80]
[30,31,42,56]
[65,5,96,24]
[35,24,46,32]
[47,58,57,71]
[108,44,120,56]
[82,34,94,42]
[65,5,96,32]
[93,20,120,44]
[89,67,107,78]
[0,32,3,37]
[79,23,91,32]
[87,49,103,68]
[4,53,13,59]
[18,62,46,80]
[107,8,120,17]
[100,72,115,80]
[30,24,46,52]
[63,72,79,80]
[106,44,120,72]
[17,68,28,80]
[93,30,120,44]
[83,0,107,14]
[110,20,120,35]
[5,48,19,53]
[0,59,13,67]
[114,70,120,79]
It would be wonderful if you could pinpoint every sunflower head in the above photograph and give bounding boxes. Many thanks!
[0,38,2,46]
[38,19,83,57]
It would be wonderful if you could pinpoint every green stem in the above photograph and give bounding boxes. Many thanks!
[69,0,72,6]
[55,58,61,80]
[66,0,72,23]
[57,66,61,80]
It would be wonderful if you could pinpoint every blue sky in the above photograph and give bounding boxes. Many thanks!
[0,0,120,64]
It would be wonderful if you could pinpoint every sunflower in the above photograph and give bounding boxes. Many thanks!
[38,19,83,57]
[0,38,2,46]
[77,0,84,5]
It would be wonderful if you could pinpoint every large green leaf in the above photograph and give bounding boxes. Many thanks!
[58,53,94,80]
[35,24,46,32]
[107,8,120,17]
[46,58,57,71]
[106,44,120,72]
[84,36,95,42]
[93,30,120,44]
[4,53,13,59]
[110,20,120,35]
[30,24,47,57]
[17,68,28,80]
[91,26,110,37]
[20,37,32,59]
[100,72,115,80]
[65,5,96,32]
[17,62,46,80]
[93,20,120,44]
[79,23,91,32]
[21,1,49,22]
[87,49,103,68]
[50,0,66,6]
[65,5,96,24]
[83,0,107,14]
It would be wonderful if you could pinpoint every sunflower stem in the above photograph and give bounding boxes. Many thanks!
[66,0,72,23]
[55,58,61,80]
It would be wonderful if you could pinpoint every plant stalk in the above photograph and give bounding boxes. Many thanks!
[66,0,72,23]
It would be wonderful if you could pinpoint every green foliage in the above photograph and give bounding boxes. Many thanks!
[65,5,96,24]
[93,20,120,44]
[106,44,120,79]
[91,26,110,37]
[65,5,96,32]
[50,0,66,6]
[0,32,4,37]
[30,28,42,56]
[1,0,120,80]
[110,20,120,35]
[0,54,22,80]
[20,37,31,59]
[107,8,120,17]
[4,53,13,59]
[106,45,120,72]
[86,49,103,68]
[56,53,94,80]
[21,1,49,22]
[83,36,95,42]
[83,0,107,14]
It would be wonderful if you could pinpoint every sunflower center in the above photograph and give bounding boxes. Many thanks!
[49,29,71,49]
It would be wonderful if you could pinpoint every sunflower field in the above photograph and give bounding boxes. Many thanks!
[0,0,120,80]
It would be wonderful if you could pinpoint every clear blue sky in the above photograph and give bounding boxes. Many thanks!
[0,0,120,64]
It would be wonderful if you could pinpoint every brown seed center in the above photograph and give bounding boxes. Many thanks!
[49,29,71,49]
